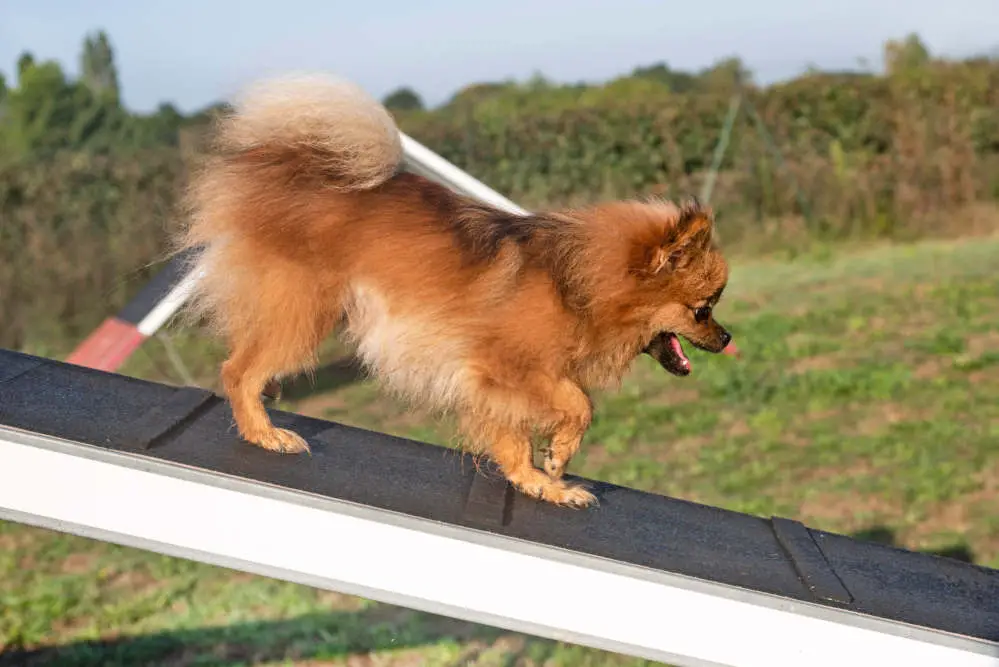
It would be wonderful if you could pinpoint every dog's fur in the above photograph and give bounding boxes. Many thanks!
[173,72,732,508]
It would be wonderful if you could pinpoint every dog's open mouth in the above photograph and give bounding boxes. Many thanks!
[643,331,691,376]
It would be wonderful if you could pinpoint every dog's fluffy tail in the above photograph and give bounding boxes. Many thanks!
[171,72,402,334]
[213,72,403,190]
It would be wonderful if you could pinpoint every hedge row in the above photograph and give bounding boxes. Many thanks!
[4,59,999,350]
[395,59,999,220]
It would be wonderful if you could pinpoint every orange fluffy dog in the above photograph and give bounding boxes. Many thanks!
[173,73,732,508]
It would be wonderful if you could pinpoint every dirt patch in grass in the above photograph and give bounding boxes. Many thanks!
[798,490,902,528]
[315,590,367,611]
[966,331,999,356]
[627,434,712,466]
[854,402,921,436]
[0,523,45,550]
[105,568,162,593]
[914,496,981,539]
[913,358,948,380]
[800,407,844,424]
[646,387,702,406]
[907,461,999,557]
[789,353,841,374]
[0,534,19,551]
[967,367,999,384]
[47,616,98,643]
[60,553,97,575]
[792,458,879,489]
[725,418,751,438]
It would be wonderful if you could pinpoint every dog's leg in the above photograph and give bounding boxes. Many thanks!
[222,343,312,454]
[542,379,592,481]
[221,290,341,454]
[488,425,596,508]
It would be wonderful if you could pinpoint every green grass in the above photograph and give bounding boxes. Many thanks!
[3,233,999,665]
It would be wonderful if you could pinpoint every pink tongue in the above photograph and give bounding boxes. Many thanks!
[669,334,690,369]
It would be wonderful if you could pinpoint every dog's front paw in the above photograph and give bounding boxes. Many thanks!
[553,482,597,508]
[247,427,311,454]
[508,468,597,509]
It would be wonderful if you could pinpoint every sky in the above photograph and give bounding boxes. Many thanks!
[1,0,997,114]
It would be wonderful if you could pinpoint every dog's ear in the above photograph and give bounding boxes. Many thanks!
[646,197,714,275]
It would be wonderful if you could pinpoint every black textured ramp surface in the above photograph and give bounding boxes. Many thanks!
[2,348,998,644]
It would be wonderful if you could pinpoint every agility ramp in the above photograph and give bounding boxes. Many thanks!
[1,348,997,667]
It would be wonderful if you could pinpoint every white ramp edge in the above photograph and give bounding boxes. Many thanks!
[1,426,997,667]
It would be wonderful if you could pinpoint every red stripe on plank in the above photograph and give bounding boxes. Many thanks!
[65,318,148,372]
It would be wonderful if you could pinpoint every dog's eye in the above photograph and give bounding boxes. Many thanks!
[694,306,711,322]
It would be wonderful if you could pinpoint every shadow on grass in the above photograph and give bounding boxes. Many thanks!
[851,525,976,563]
[0,605,557,667]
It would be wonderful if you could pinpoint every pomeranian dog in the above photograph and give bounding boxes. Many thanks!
[173,73,732,508]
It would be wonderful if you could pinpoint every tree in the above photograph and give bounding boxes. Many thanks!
[0,72,7,124]
[0,30,192,159]
[445,81,514,109]
[884,33,931,76]
[630,62,698,93]
[16,52,35,80]
[0,55,130,159]
[80,30,121,105]
[382,86,424,111]
[2,59,80,157]
[697,56,753,93]
[125,102,185,147]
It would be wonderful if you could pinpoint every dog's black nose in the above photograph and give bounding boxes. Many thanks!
[719,330,732,348]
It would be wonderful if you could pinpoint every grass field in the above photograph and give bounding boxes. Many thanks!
[3,232,999,666]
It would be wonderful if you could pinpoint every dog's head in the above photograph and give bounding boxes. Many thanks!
[622,197,731,376]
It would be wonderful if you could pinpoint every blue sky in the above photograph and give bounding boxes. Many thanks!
[2,0,997,114]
